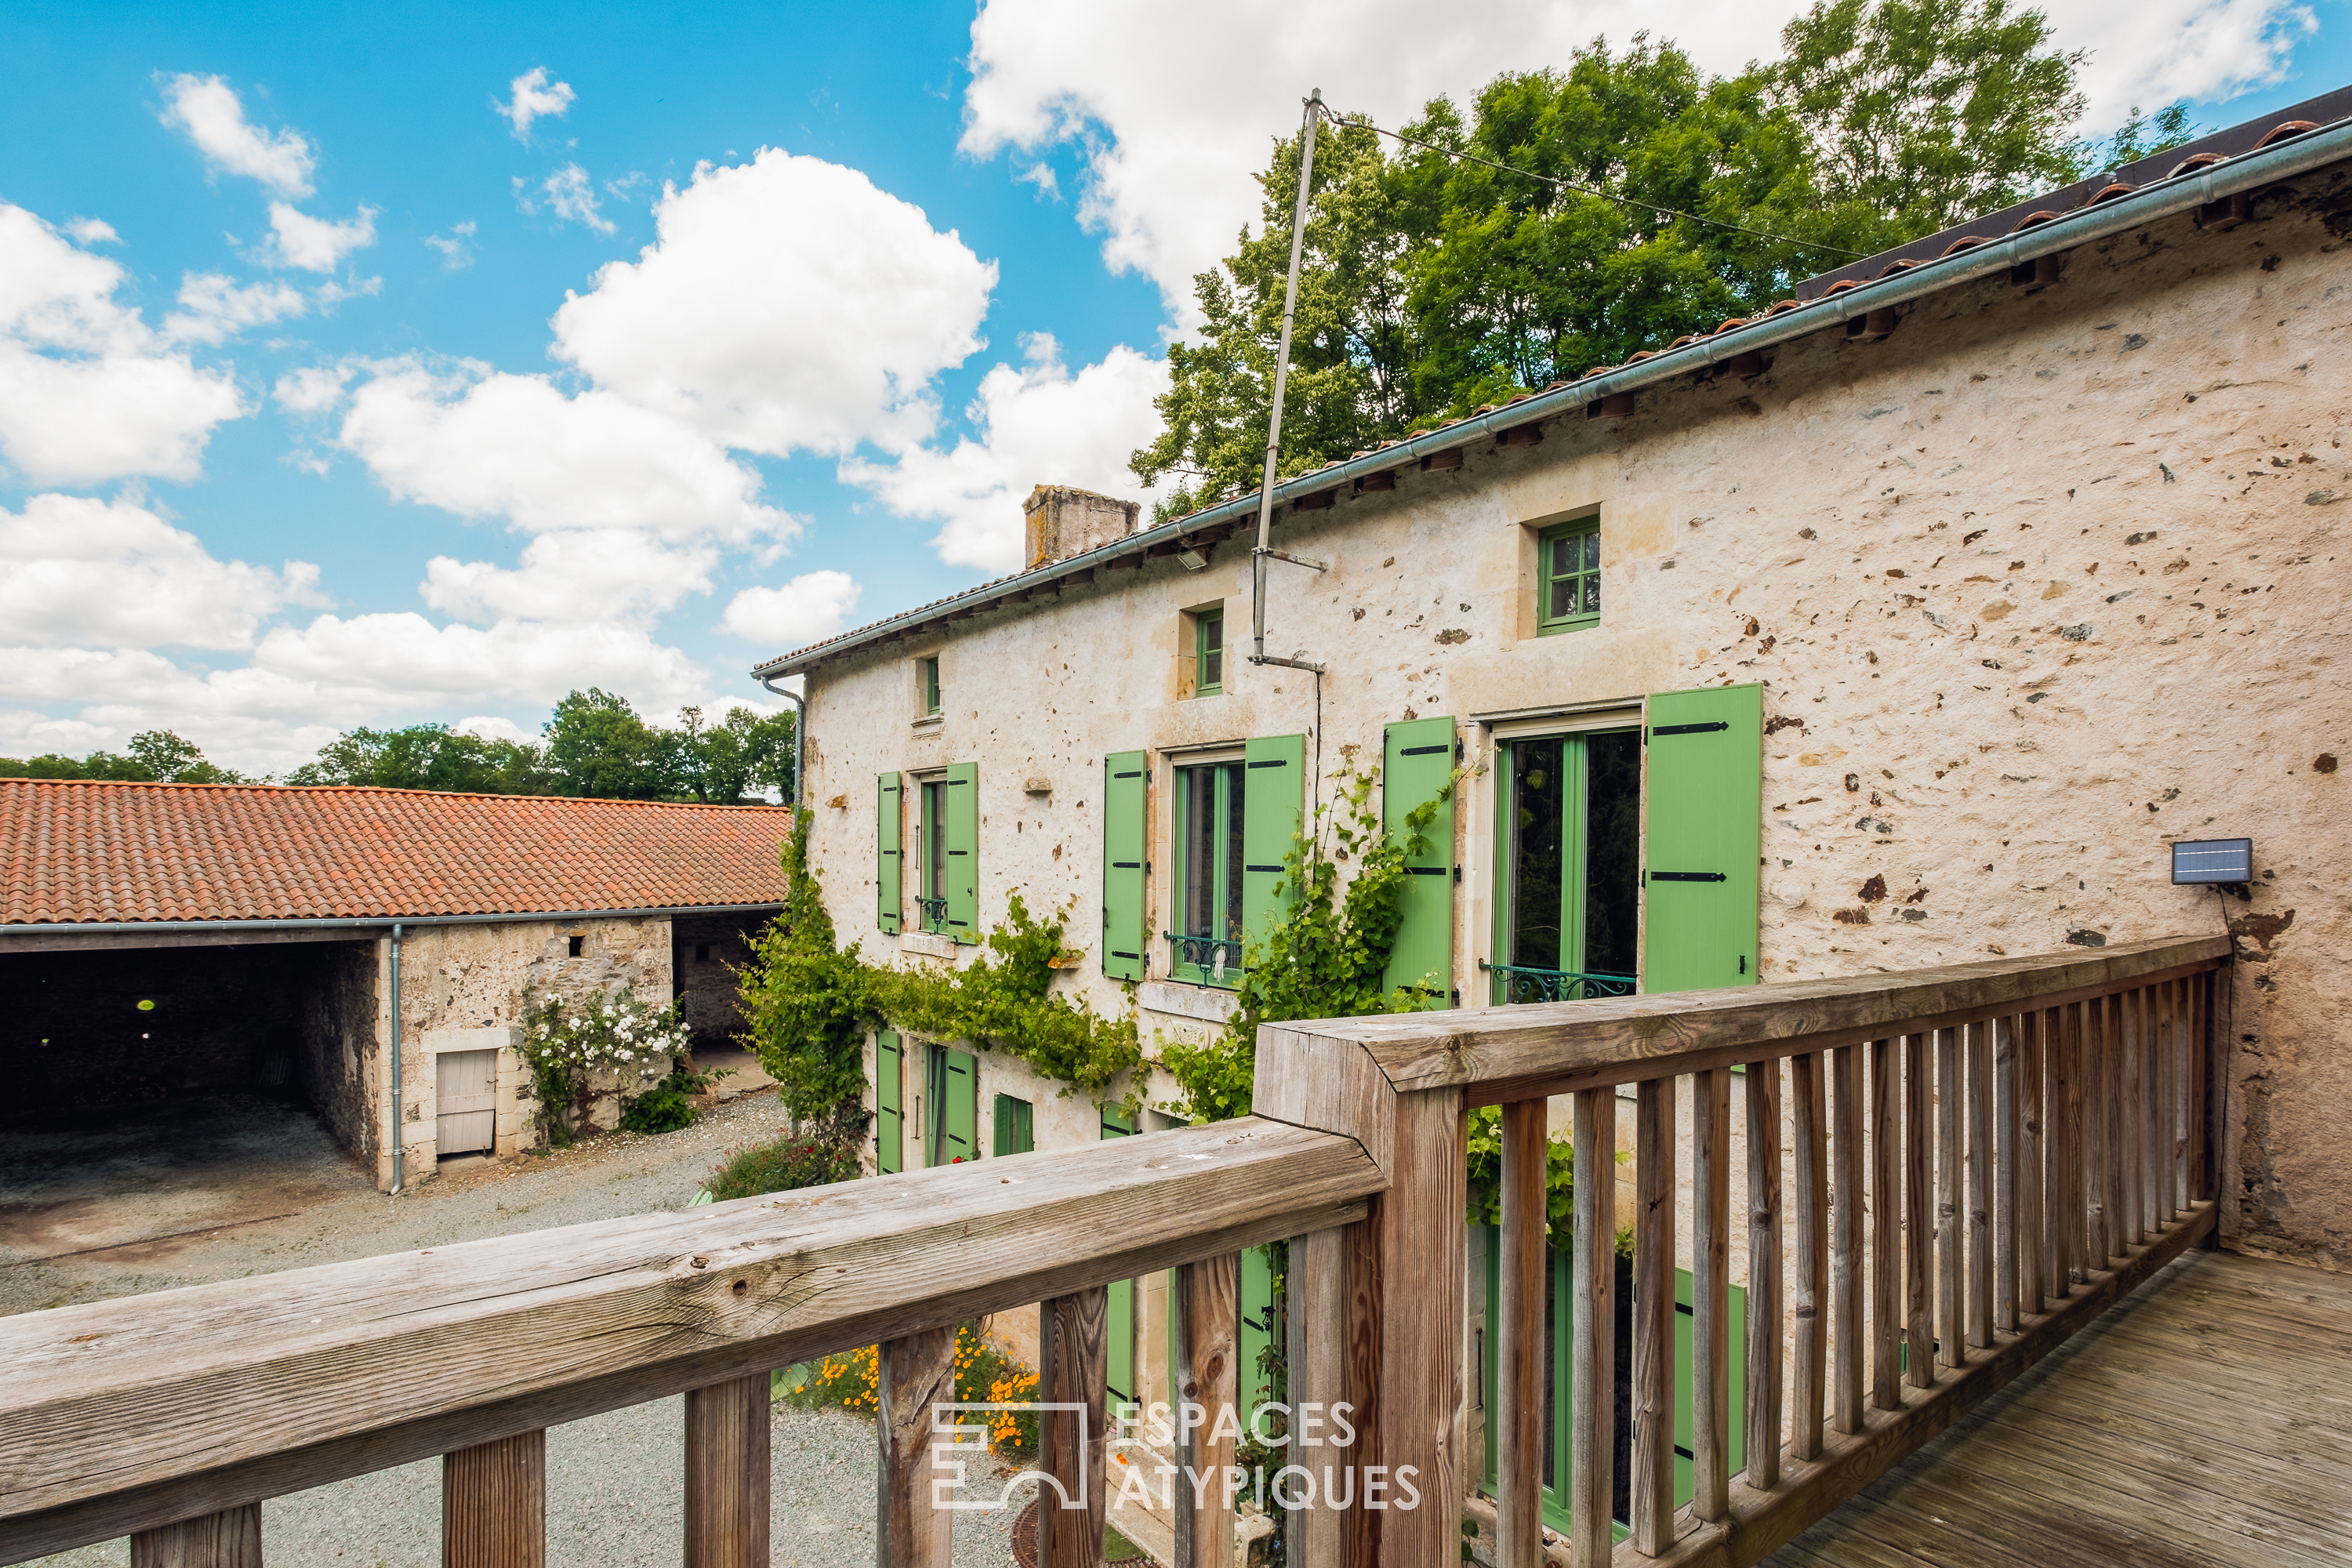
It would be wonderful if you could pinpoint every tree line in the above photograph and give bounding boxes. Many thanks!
[2,689,796,804]
[1132,0,2197,517]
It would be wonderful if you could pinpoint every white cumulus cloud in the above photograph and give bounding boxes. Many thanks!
[264,201,379,272]
[423,528,720,625]
[0,202,245,485]
[843,334,1166,573]
[64,218,119,245]
[425,219,477,270]
[550,148,997,458]
[162,271,308,345]
[158,73,316,198]
[720,570,862,648]
[541,164,615,234]
[496,66,577,143]
[0,494,319,652]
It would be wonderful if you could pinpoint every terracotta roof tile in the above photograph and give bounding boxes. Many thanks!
[0,781,791,926]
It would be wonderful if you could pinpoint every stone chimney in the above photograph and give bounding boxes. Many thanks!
[1022,485,1141,569]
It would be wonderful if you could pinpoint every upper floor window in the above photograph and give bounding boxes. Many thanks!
[1173,757,1245,985]
[917,655,942,716]
[1537,521,1601,636]
[917,775,950,932]
[1195,608,1225,696]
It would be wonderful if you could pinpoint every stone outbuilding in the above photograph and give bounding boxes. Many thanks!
[0,780,789,1190]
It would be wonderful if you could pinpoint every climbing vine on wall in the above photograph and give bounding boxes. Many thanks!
[737,812,877,1139]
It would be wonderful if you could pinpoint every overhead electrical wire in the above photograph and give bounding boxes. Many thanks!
[1323,103,1871,262]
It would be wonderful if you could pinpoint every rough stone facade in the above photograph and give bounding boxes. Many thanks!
[795,162,2352,1268]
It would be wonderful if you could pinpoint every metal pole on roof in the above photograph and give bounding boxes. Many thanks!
[1250,88,1323,670]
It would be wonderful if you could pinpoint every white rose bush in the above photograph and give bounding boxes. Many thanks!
[517,983,694,1148]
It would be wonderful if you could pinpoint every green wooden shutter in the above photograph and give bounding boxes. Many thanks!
[1642,684,1762,992]
[1101,1112,1138,1416]
[1240,733,1305,954]
[877,772,902,935]
[993,1092,1033,1156]
[945,760,979,944]
[1102,750,1148,981]
[928,1044,978,1163]
[875,1031,903,1173]
[1382,716,1456,997]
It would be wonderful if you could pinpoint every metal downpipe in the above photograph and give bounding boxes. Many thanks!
[388,921,405,1196]
[760,674,807,808]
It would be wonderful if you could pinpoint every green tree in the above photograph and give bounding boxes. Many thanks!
[543,688,672,800]
[285,724,559,793]
[1,731,245,784]
[737,814,875,1135]
[670,706,797,804]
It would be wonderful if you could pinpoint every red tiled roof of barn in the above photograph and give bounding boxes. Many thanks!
[0,780,791,926]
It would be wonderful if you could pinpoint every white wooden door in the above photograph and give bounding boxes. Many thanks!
[436,1048,497,1155]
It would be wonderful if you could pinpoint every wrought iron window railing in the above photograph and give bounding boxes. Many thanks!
[1481,962,1637,1004]
[1165,932,1247,979]
[912,894,949,928]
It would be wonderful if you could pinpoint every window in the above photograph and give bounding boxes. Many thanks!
[916,777,950,933]
[917,655,942,716]
[1194,608,1225,696]
[1537,520,1601,635]
[1493,731,1639,1002]
[993,1093,1033,1157]
[1172,757,1247,984]
[567,934,584,957]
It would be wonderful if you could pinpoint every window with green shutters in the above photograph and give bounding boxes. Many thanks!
[1194,608,1225,696]
[915,777,949,934]
[992,1093,1033,1157]
[877,772,902,935]
[1171,756,1246,985]
[1382,717,1456,998]
[1479,1233,1746,1535]
[1102,752,1148,982]
[925,1044,978,1165]
[943,760,978,944]
[1642,684,1762,992]
[918,655,941,715]
[1492,729,1640,1004]
[875,1031,904,1173]
[1239,733,1305,956]
[1537,518,1602,635]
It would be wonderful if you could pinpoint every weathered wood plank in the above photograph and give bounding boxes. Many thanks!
[1044,1287,1108,1568]
[2018,1011,2046,1315]
[1497,1098,1548,1568]
[1569,1088,1617,1568]
[1286,1225,1348,1568]
[1788,1054,1828,1465]
[1633,1076,1679,1551]
[1933,1028,1959,1371]
[1901,1034,1932,1392]
[0,1117,1376,1553]
[1366,1089,1465,1568]
[2049,1005,2078,1292]
[1964,1021,1991,1351]
[1174,1255,1238,1568]
[444,1429,543,1568]
[2100,994,2124,1265]
[130,1505,260,1568]
[1693,1067,1733,1515]
[1615,1201,2216,1568]
[1744,1059,1784,1491]
[1341,1214,1380,1568]
[684,1378,768,1568]
[1992,1015,2017,1336]
[1867,1040,1900,1414]
[1829,1047,1862,1438]
[878,1326,955,1568]
[1269,938,2227,1098]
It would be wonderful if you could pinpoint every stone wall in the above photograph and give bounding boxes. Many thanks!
[800,162,2352,1267]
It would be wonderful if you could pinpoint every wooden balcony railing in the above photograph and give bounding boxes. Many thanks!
[1257,934,2230,1568]
[0,1119,1379,1568]
[0,936,2228,1568]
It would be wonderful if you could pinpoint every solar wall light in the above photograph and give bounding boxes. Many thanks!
[2171,837,2252,885]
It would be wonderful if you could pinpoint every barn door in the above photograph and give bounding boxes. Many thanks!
[436,1049,496,1155]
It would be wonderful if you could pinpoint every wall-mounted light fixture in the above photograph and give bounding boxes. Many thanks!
[1176,546,1209,572]
[2171,837,2252,884]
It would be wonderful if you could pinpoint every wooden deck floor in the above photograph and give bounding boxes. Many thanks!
[1767,1249,2352,1568]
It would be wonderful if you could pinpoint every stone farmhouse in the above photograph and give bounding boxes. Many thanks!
[753,89,2351,1537]
[0,781,789,1189]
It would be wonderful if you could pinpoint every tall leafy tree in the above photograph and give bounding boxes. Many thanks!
[284,724,561,793]
[543,688,673,800]
[1,731,245,784]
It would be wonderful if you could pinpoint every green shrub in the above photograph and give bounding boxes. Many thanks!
[703,1132,862,1201]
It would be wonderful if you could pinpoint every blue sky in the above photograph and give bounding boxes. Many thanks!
[2,0,2343,774]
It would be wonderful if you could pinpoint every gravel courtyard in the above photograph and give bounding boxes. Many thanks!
[7,1086,1030,1567]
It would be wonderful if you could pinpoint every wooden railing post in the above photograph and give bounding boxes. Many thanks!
[131,1505,261,1568]
[1744,1058,1784,1490]
[1830,1045,1864,1437]
[1285,1224,1349,1568]
[1993,1016,2019,1334]
[2020,1010,2048,1313]
[1566,1088,1617,1568]
[1903,1033,1933,1390]
[1496,1099,1547,1568]
[877,1327,955,1568]
[1868,1039,1901,1410]
[1174,1254,1239,1568]
[1633,1074,1679,1550]
[1044,1287,1109,1568]
[1693,1066,1733,1512]
[1789,1054,1828,1465]
[686,1376,770,1568]
[1965,1021,1993,1351]
[1934,1027,1962,1372]
[444,1429,544,1568]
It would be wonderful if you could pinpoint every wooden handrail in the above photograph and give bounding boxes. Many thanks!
[1256,938,2230,1568]
[0,1116,1377,1563]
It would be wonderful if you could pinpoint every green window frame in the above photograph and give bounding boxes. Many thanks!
[1537,519,1602,636]
[918,655,941,715]
[993,1092,1033,1157]
[1194,608,1225,696]
[916,777,950,934]
[1171,757,1246,985]
[924,1043,978,1165]
[1491,730,1642,1004]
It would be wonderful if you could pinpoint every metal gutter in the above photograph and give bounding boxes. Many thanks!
[751,115,2352,682]
[0,901,789,943]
